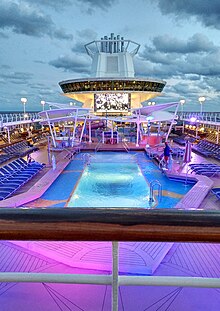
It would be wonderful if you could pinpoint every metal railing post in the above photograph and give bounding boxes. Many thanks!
[112,241,119,311]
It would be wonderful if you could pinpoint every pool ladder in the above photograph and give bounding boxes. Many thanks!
[149,180,162,202]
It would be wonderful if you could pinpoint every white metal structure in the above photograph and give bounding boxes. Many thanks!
[85,33,140,78]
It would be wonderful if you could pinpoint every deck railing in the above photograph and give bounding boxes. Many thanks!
[0,208,220,311]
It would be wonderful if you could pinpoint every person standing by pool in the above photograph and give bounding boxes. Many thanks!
[164,141,171,168]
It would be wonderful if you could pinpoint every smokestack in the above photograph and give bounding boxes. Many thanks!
[114,36,116,53]
[104,35,108,53]
[121,36,124,52]
[117,35,120,52]
[101,37,104,52]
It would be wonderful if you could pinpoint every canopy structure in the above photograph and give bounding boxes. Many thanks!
[132,102,178,115]
[39,101,180,148]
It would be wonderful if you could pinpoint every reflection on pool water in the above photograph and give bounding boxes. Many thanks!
[68,162,151,208]
[66,152,193,208]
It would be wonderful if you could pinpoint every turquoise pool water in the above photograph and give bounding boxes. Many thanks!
[39,152,193,208]
[67,153,151,208]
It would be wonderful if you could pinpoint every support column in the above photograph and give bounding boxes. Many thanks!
[111,121,114,143]
[88,120,92,143]
[6,127,11,144]
[46,111,56,148]
[136,110,140,147]
[166,103,180,141]
[79,116,87,143]
[71,109,79,147]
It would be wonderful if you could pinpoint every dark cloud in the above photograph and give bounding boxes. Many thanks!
[78,0,117,10]
[54,28,73,40]
[1,64,11,69]
[34,60,46,64]
[25,0,117,12]
[156,0,220,30]
[152,33,215,54]
[28,83,46,90]
[49,55,91,74]
[0,71,33,84]
[25,0,72,11]
[0,1,72,39]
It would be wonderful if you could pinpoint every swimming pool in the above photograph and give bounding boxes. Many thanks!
[67,153,152,208]
[37,151,193,208]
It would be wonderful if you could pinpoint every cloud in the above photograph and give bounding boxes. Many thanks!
[77,0,117,14]
[25,0,72,11]
[49,54,91,74]
[1,64,11,69]
[137,34,220,78]
[25,0,117,12]
[0,1,72,39]
[54,28,73,40]
[135,33,220,105]
[0,71,33,84]
[72,29,98,54]
[152,33,215,54]
[156,0,220,30]
[0,31,8,39]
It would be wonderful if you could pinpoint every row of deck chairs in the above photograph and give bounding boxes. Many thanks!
[0,158,45,200]
[2,141,38,157]
[192,141,220,160]
[211,188,220,200]
[173,136,196,146]
[189,163,220,177]
[0,153,14,165]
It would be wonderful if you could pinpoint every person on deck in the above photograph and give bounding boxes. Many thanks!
[163,141,172,168]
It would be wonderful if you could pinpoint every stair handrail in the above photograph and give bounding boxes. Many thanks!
[149,180,162,202]
[122,141,129,153]
[95,139,102,152]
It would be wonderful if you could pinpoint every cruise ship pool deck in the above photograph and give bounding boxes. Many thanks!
[0,142,219,310]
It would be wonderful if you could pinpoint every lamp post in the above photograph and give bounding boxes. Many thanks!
[180,99,185,115]
[198,96,205,115]
[180,100,185,133]
[21,97,27,115]
[41,100,45,111]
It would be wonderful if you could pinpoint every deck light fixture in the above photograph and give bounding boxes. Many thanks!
[198,96,206,114]
[180,99,185,114]
[41,100,46,111]
[21,97,27,115]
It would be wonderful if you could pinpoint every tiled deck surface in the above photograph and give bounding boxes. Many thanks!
[174,175,213,209]
[0,240,220,310]
[12,241,174,275]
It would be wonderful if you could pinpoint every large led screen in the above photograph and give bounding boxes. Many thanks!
[94,93,130,112]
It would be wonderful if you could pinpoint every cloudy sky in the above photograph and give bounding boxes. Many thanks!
[0,0,220,112]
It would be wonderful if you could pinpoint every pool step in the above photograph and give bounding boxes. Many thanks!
[12,241,173,275]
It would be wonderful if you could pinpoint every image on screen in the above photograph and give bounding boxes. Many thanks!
[94,93,130,112]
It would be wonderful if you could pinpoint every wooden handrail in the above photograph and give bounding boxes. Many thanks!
[0,208,219,242]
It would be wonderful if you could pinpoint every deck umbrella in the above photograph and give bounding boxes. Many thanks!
[183,141,192,164]
[183,140,192,184]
